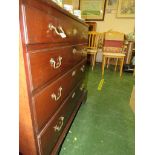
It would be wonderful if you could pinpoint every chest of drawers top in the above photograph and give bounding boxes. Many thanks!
[20,0,88,47]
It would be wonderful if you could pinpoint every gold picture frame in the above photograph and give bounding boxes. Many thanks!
[117,0,135,18]
[80,0,106,21]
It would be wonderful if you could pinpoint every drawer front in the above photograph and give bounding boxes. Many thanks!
[38,81,84,155]
[29,45,86,90]
[23,5,88,45]
[33,60,86,131]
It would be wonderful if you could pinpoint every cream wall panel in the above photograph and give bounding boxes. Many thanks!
[96,13,134,34]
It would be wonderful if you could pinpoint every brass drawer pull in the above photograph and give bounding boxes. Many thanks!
[58,26,66,38]
[72,48,77,54]
[80,83,84,91]
[72,70,76,76]
[51,87,62,101]
[48,23,66,38]
[73,28,78,35]
[72,92,76,98]
[53,116,64,132]
[50,56,62,69]
[80,65,85,72]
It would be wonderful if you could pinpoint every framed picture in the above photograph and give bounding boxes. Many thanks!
[117,0,135,17]
[80,0,106,21]
[106,0,118,13]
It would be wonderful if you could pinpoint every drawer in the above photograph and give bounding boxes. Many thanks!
[23,4,88,45]
[28,45,86,90]
[60,60,86,99]
[33,60,86,132]
[37,81,84,155]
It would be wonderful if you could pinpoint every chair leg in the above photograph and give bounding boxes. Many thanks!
[102,56,106,78]
[120,57,124,77]
[115,58,118,71]
[91,54,94,70]
[107,58,110,68]
[90,54,93,70]
[92,53,96,70]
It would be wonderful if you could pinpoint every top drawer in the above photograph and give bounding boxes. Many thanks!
[22,4,88,45]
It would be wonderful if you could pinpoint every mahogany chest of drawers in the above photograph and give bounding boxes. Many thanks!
[19,0,88,154]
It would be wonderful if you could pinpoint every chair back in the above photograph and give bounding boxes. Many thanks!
[103,31,125,53]
[88,31,104,49]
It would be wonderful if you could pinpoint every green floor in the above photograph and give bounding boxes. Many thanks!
[59,63,135,155]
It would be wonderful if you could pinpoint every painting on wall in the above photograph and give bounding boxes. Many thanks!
[117,0,135,17]
[106,0,118,13]
[80,0,106,21]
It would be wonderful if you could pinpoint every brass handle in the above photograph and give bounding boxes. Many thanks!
[48,23,66,38]
[80,86,83,91]
[72,70,76,76]
[50,56,62,69]
[73,28,78,35]
[72,92,76,98]
[72,48,77,54]
[53,116,64,132]
[51,87,62,101]
[58,26,66,38]
[80,65,85,72]
[48,23,60,35]
[80,83,84,91]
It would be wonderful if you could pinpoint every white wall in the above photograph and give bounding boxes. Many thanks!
[96,13,135,34]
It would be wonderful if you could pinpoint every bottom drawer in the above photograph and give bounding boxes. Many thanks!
[37,81,84,155]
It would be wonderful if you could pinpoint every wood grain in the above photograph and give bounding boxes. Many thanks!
[19,35,38,155]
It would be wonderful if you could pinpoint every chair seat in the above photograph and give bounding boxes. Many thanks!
[103,52,125,58]
[104,47,122,53]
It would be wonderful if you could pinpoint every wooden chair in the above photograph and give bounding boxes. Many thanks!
[102,31,126,77]
[86,31,104,70]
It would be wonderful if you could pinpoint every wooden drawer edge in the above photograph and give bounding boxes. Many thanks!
[32,58,87,95]
[37,79,84,137]
[51,89,87,155]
